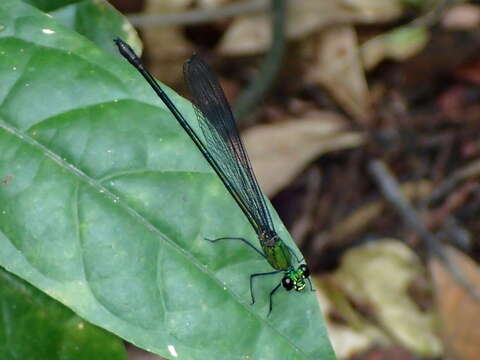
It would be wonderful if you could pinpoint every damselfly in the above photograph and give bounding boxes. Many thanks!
[114,38,312,315]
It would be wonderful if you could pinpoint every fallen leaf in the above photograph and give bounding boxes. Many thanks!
[347,0,405,20]
[196,0,231,8]
[218,0,404,56]
[442,4,480,30]
[316,278,389,359]
[430,246,480,360]
[361,25,430,71]
[142,0,193,85]
[243,111,365,195]
[331,240,443,357]
[304,25,370,123]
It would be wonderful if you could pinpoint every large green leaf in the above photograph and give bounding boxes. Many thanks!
[0,266,127,360]
[0,1,336,359]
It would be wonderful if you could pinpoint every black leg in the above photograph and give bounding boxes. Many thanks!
[267,282,282,316]
[307,277,315,292]
[249,270,282,305]
[205,236,267,260]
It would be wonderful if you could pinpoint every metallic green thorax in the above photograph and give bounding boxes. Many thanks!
[260,232,292,270]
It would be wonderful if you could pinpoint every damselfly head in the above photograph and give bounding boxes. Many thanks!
[282,264,310,292]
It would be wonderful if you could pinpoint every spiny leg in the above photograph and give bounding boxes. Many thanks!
[205,236,266,260]
[249,270,282,305]
[268,282,282,316]
[307,277,315,292]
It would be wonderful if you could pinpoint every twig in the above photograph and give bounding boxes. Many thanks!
[323,180,433,248]
[369,161,439,254]
[233,0,287,121]
[426,159,480,205]
[438,216,472,251]
[127,0,268,27]
[368,159,480,301]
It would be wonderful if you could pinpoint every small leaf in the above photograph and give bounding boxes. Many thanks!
[140,0,192,85]
[361,25,429,70]
[0,267,127,360]
[304,26,370,123]
[243,111,364,195]
[31,0,142,56]
[331,240,442,357]
[218,0,403,56]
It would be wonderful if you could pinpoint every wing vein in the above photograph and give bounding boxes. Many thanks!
[183,55,274,235]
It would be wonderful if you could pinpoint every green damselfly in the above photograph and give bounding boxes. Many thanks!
[114,38,312,315]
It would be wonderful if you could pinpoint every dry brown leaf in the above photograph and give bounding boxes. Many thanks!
[218,0,403,56]
[315,278,389,359]
[332,240,443,357]
[242,111,364,196]
[142,0,193,85]
[304,26,370,123]
[430,246,480,360]
[442,4,480,30]
[197,0,235,8]
[346,0,404,19]
[361,26,430,71]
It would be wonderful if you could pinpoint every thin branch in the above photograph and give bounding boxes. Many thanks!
[427,159,480,205]
[233,0,287,121]
[368,159,480,301]
[127,0,268,27]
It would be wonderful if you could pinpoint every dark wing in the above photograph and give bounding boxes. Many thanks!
[183,54,275,235]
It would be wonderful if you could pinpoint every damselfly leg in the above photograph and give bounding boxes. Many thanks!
[268,282,282,316]
[249,270,282,305]
[307,277,315,292]
[204,237,267,260]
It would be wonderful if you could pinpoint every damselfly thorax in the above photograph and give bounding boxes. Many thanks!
[259,230,292,271]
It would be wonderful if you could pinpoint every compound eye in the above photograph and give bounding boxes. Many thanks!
[282,277,294,291]
[300,264,310,278]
